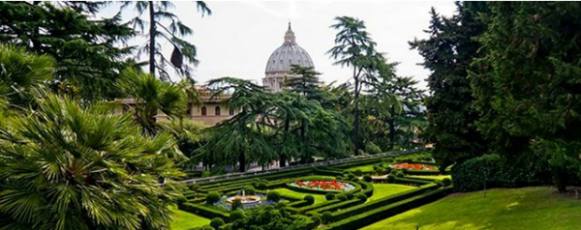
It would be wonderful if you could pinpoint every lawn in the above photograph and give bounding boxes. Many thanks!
[362,187,581,230]
[368,183,416,202]
[407,175,451,181]
[170,205,210,230]
[346,164,376,172]
[271,188,327,204]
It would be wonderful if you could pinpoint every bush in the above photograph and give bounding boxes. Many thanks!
[230,209,246,221]
[352,169,363,176]
[201,170,211,177]
[441,178,452,186]
[189,183,200,191]
[310,212,322,226]
[384,167,392,174]
[355,193,367,201]
[365,142,382,154]
[321,211,333,224]
[267,191,280,202]
[394,170,405,178]
[304,195,315,204]
[336,193,348,201]
[325,193,335,200]
[363,175,372,182]
[387,174,396,183]
[206,191,221,204]
[243,185,255,195]
[231,198,242,210]
[199,226,214,230]
[210,217,225,229]
[253,179,268,190]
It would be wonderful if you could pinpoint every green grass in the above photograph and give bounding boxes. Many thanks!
[271,188,327,204]
[346,164,376,172]
[170,205,211,230]
[362,186,581,230]
[407,175,451,181]
[368,183,416,202]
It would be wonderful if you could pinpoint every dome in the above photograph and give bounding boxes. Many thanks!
[265,23,314,74]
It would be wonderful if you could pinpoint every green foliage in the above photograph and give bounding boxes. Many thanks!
[287,65,322,100]
[310,212,322,226]
[355,193,367,201]
[210,217,225,229]
[267,191,281,202]
[242,185,255,195]
[304,195,315,205]
[363,175,372,182]
[229,210,245,221]
[224,205,314,230]
[365,142,382,154]
[0,94,185,229]
[231,199,242,210]
[325,193,336,201]
[441,178,452,186]
[0,2,133,101]
[206,192,221,204]
[321,211,333,224]
[336,193,348,201]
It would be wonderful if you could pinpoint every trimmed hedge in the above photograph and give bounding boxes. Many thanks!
[323,186,452,230]
[307,198,364,215]
[178,202,230,221]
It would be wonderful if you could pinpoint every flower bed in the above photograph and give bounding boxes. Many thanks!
[288,179,355,193]
[391,163,437,171]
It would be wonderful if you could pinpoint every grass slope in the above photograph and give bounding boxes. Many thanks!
[272,188,326,204]
[368,183,416,202]
[362,187,581,230]
[170,205,211,230]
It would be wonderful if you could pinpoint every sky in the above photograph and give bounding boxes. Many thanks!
[106,0,457,89]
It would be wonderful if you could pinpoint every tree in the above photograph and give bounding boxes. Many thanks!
[224,204,314,230]
[286,65,322,100]
[470,2,581,192]
[0,45,54,108]
[0,94,184,230]
[0,2,134,101]
[117,68,187,136]
[410,2,490,167]
[121,1,211,80]
[328,16,384,154]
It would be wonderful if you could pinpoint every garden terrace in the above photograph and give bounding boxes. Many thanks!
[175,150,455,229]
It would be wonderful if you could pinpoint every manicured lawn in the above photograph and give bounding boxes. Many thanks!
[407,175,451,181]
[368,183,416,202]
[346,164,376,172]
[271,188,327,204]
[170,205,210,230]
[362,187,581,230]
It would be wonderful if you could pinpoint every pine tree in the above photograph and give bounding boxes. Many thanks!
[286,64,322,100]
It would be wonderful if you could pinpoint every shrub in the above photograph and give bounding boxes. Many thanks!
[230,209,246,221]
[243,185,255,195]
[441,178,452,186]
[355,193,367,201]
[352,169,363,176]
[387,174,396,183]
[189,183,200,191]
[201,170,211,177]
[267,191,280,202]
[394,170,405,178]
[325,193,335,200]
[304,195,315,204]
[210,217,225,229]
[321,211,333,224]
[363,175,372,182]
[253,179,268,190]
[365,142,382,154]
[206,191,221,204]
[231,198,242,210]
[384,167,392,174]
[336,193,348,201]
[346,193,354,200]
[310,212,322,226]
[199,226,214,230]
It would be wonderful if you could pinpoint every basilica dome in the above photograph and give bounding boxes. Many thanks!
[265,23,314,75]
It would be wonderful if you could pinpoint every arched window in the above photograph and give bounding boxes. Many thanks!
[215,106,221,116]
[201,106,207,116]
[229,107,235,116]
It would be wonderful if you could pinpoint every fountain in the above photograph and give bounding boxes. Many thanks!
[225,190,262,206]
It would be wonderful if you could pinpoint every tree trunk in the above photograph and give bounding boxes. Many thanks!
[148,2,156,77]
[388,107,396,150]
[238,151,246,172]
[280,118,290,167]
[353,67,361,155]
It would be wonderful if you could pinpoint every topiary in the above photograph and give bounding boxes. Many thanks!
[387,174,396,183]
[353,169,363,176]
[206,191,221,204]
[325,192,335,200]
[355,193,367,201]
[321,211,333,224]
[210,217,225,229]
[231,198,242,210]
[229,209,246,221]
[441,178,452,186]
[363,175,372,182]
[310,212,322,226]
[266,191,280,202]
[243,185,255,195]
[304,195,315,204]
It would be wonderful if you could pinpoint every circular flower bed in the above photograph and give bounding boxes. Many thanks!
[288,179,355,192]
[391,162,437,171]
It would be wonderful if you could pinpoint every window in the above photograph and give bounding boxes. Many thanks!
[215,106,221,116]
[201,106,207,116]
[229,107,235,116]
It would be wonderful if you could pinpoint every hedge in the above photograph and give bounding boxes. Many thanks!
[323,186,452,230]
[329,183,440,222]
[307,198,364,215]
[393,177,432,186]
[404,169,442,176]
[178,202,230,221]
[285,179,362,195]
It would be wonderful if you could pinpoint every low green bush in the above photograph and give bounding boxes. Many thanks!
[321,211,333,224]
[229,209,245,221]
[231,199,242,210]
[363,175,372,182]
[242,185,255,195]
[441,178,452,186]
[210,217,225,229]
[355,193,367,201]
[310,212,322,226]
[206,191,221,204]
[178,202,229,220]
[304,195,315,205]
[325,193,335,200]
[267,191,280,202]
[387,174,396,183]
[336,193,348,201]
[352,169,363,176]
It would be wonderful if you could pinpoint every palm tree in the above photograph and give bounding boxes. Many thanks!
[121,1,211,80]
[117,68,187,135]
[0,94,184,230]
[328,16,383,154]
